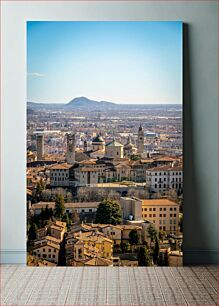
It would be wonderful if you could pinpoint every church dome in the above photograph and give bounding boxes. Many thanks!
[92,134,105,143]
[124,143,134,150]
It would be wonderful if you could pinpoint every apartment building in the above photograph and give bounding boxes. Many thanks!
[146,165,183,194]
[141,199,180,234]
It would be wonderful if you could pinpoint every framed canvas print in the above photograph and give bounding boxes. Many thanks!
[26,21,183,267]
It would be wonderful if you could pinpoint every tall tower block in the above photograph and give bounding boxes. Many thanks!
[36,134,44,160]
[66,133,76,164]
[137,125,144,154]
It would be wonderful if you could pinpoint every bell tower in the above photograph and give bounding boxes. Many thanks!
[36,134,44,160]
[66,133,76,164]
[137,125,144,154]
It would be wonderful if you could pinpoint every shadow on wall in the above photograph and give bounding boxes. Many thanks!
[183,23,216,265]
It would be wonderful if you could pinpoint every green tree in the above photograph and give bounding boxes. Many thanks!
[54,194,65,219]
[158,250,169,266]
[137,246,152,266]
[62,213,71,230]
[28,223,38,240]
[35,178,46,201]
[95,199,122,225]
[147,224,157,247]
[153,235,160,264]
[121,241,131,253]
[158,230,166,242]
[129,229,139,249]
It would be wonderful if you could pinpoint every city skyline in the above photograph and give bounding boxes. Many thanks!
[27,21,182,105]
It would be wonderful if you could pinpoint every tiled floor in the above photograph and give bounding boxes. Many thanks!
[1,265,218,305]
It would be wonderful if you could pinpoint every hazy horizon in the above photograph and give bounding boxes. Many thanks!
[27,96,182,105]
[27,21,182,105]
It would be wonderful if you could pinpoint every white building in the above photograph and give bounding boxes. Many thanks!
[146,165,183,193]
[49,163,72,187]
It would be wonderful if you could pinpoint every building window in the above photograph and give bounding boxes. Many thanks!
[149,208,152,211]
[159,214,162,217]
[163,214,166,217]
[164,208,166,211]
[159,226,162,230]
[153,208,156,211]
[155,184,157,188]
[170,214,172,217]
[174,208,177,211]
[144,208,147,211]
[149,214,152,217]
[53,255,55,258]
[170,208,173,211]
[43,249,45,252]
[160,208,162,211]
[144,214,147,218]
[159,184,161,188]
[153,214,156,217]
[174,214,176,217]
[43,254,46,258]
[155,178,157,182]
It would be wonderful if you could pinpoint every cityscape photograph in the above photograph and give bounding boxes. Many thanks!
[26,21,183,267]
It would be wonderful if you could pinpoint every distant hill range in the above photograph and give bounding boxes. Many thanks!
[65,97,116,110]
[27,96,181,112]
[27,96,117,111]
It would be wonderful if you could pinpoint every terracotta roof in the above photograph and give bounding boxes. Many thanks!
[66,202,100,208]
[50,225,64,231]
[116,225,142,230]
[32,241,60,251]
[78,160,96,165]
[142,199,179,206]
[146,165,182,172]
[32,202,55,209]
[45,236,61,244]
[49,163,72,170]
[55,221,66,228]
[32,202,100,210]
[84,257,113,266]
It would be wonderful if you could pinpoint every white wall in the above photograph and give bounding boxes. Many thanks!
[1,1,218,264]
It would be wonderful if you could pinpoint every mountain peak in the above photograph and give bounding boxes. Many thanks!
[66,96,115,109]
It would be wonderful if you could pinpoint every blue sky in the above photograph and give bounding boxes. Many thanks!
[27,21,182,104]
